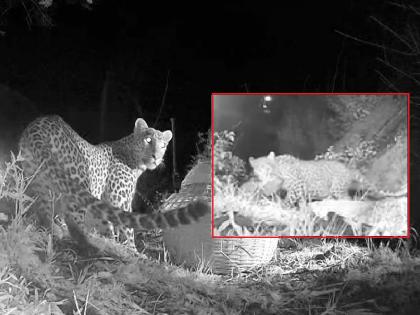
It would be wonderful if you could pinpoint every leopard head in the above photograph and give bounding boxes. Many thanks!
[131,118,172,170]
[249,152,284,194]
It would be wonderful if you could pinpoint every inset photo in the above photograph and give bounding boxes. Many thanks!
[212,93,409,238]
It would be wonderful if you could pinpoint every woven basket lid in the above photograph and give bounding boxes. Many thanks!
[162,161,278,274]
[181,161,211,187]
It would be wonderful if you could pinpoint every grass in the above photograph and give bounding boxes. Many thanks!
[214,178,408,237]
[1,153,419,314]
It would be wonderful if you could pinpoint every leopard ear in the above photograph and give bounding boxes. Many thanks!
[134,118,148,133]
[162,130,172,142]
[249,156,254,163]
[268,151,275,159]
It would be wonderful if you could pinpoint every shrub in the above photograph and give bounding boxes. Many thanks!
[214,130,246,186]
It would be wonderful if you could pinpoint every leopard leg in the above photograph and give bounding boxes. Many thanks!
[101,165,138,248]
[120,227,135,248]
[64,212,99,256]
[60,199,104,256]
[26,179,67,238]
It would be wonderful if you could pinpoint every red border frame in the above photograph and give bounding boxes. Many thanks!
[211,92,410,239]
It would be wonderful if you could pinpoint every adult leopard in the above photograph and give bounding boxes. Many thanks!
[248,152,406,208]
[19,115,208,251]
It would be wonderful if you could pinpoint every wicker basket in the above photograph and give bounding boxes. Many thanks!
[161,161,278,275]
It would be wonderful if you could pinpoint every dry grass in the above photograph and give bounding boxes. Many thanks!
[214,180,323,236]
[0,153,419,314]
[214,178,408,237]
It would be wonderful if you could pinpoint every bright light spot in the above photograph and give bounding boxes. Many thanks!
[0,213,8,222]
[264,96,272,102]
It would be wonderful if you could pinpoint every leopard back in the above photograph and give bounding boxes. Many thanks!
[18,115,208,249]
[249,152,365,207]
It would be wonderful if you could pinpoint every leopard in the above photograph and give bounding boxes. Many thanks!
[18,115,209,252]
[248,151,406,208]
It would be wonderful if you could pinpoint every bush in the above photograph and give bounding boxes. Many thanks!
[214,130,246,186]
[315,140,378,167]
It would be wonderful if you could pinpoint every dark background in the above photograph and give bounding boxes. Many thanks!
[214,95,339,160]
[0,1,417,224]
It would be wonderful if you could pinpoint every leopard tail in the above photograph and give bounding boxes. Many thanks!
[348,174,407,200]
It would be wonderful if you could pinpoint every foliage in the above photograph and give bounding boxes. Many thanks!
[362,3,420,104]
[192,129,211,164]
[326,95,380,139]
[0,152,35,219]
[189,128,246,186]
[0,0,93,29]
[335,2,418,167]
[315,140,378,166]
[0,152,58,313]
[329,95,379,120]
[214,130,246,186]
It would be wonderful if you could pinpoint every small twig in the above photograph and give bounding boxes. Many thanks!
[377,57,420,85]
[408,4,420,15]
[388,1,407,9]
[331,43,344,92]
[153,69,171,127]
[370,16,413,51]
[388,2,420,16]
[170,117,178,189]
[335,30,417,56]
[21,0,32,29]
[31,0,53,27]
[0,6,11,19]
[73,290,82,314]
[406,24,420,53]
[341,58,347,89]
[153,292,164,314]
[374,70,399,91]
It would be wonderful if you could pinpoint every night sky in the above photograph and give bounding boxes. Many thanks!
[0,0,417,193]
